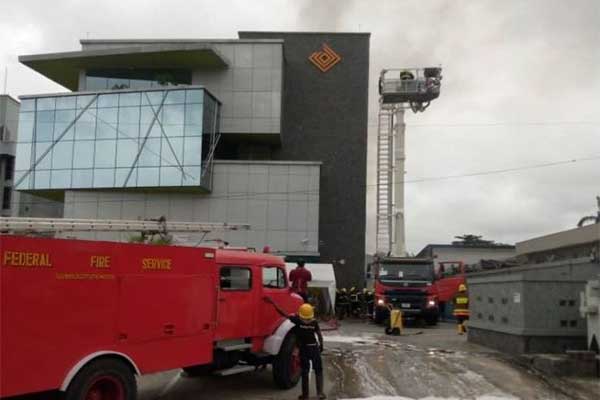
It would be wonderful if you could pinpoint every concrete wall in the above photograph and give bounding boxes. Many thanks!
[62,160,320,255]
[424,246,516,266]
[240,32,370,288]
[467,258,600,353]
[0,95,19,216]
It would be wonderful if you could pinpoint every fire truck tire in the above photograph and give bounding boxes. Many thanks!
[272,332,301,389]
[65,358,136,400]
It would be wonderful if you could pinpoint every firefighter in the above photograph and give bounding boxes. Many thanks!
[400,69,415,80]
[453,283,470,334]
[289,260,312,302]
[265,298,326,400]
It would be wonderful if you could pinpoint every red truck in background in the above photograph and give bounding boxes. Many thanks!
[368,257,440,325]
[0,235,303,399]
[434,261,466,319]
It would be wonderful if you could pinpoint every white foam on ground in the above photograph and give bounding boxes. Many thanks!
[339,396,519,400]
[323,335,378,344]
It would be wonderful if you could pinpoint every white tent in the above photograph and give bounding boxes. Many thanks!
[285,263,337,314]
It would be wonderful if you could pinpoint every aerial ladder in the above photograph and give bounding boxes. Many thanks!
[376,67,442,256]
[0,216,250,246]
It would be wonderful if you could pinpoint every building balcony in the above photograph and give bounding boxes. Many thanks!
[14,86,221,196]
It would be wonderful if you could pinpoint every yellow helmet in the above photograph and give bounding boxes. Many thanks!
[458,284,467,292]
[298,303,315,320]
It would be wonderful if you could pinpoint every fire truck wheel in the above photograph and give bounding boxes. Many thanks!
[272,332,301,389]
[65,358,136,400]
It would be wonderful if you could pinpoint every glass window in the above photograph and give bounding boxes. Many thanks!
[55,109,76,123]
[184,124,202,137]
[20,99,35,112]
[86,76,108,91]
[141,90,166,106]
[108,78,130,90]
[139,138,160,167]
[160,166,182,186]
[183,137,202,165]
[161,137,183,167]
[73,141,95,168]
[115,168,136,187]
[94,140,116,168]
[186,89,203,104]
[182,166,201,185]
[35,142,52,169]
[163,104,184,125]
[93,169,115,188]
[37,97,56,111]
[116,139,139,167]
[164,90,186,104]
[52,141,74,169]
[263,267,287,289]
[163,124,183,138]
[77,95,96,109]
[15,143,32,170]
[14,171,30,190]
[18,113,34,142]
[55,96,76,110]
[119,92,140,107]
[51,170,72,189]
[34,170,51,189]
[98,94,119,108]
[118,107,140,139]
[72,169,93,188]
[35,111,54,142]
[75,110,96,140]
[185,104,203,126]
[53,123,74,141]
[96,118,118,140]
[137,167,159,187]
[140,106,157,123]
[220,267,252,290]
[130,79,150,89]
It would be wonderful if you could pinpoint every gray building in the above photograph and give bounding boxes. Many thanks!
[417,242,516,269]
[0,95,19,216]
[14,32,369,287]
[516,223,600,264]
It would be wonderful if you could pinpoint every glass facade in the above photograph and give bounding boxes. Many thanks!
[15,87,219,191]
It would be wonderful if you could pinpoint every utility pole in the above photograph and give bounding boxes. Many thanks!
[376,68,442,256]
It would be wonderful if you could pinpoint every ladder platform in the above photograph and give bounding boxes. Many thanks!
[214,365,255,376]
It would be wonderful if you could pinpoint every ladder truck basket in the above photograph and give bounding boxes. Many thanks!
[379,67,442,104]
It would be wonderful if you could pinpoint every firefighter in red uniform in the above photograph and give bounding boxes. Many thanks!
[265,298,326,400]
[453,283,470,334]
[289,260,312,302]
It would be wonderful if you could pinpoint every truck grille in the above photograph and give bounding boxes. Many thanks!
[384,290,427,309]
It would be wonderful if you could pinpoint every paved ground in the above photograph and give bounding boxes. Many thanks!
[137,320,600,400]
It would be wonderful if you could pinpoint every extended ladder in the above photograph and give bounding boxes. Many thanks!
[0,217,250,234]
[376,105,394,253]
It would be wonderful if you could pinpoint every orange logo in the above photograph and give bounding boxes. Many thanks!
[309,43,341,72]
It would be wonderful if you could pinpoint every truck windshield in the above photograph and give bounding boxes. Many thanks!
[378,264,434,282]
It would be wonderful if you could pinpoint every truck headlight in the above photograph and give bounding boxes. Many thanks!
[427,299,436,307]
[377,299,385,306]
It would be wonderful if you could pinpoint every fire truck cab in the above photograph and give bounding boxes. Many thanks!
[0,235,304,399]
[368,256,439,325]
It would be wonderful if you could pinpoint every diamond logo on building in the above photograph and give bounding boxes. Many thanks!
[308,43,341,72]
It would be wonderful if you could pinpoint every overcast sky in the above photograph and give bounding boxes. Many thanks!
[1,0,599,254]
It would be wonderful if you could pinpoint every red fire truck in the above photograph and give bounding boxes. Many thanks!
[368,256,440,325]
[1,232,304,399]
[434,261,466,319]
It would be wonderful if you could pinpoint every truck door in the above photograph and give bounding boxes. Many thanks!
[216,265,256,340]
[257,265,290,336]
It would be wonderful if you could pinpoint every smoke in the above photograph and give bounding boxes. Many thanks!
[296,0,358,30]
